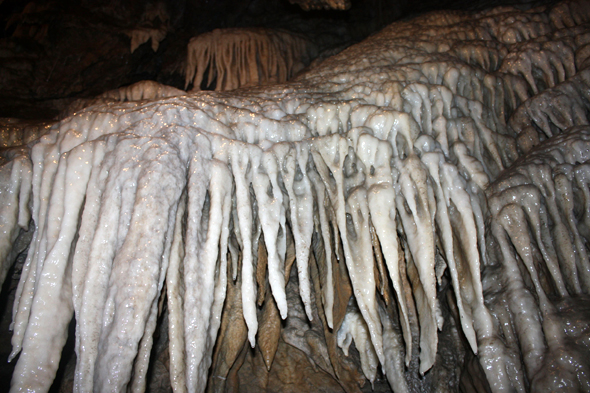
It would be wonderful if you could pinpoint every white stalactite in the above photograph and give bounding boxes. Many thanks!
[2,0,590,392]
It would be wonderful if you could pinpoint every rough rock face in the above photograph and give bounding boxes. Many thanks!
[0,0,157,119]
[288,0,351,11]
[1,0,590,392]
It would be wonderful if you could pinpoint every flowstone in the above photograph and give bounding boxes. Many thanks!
[1,0,590,392]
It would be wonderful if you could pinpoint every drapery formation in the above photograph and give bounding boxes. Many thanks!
[1,0,590,391]
[184,28,316,91]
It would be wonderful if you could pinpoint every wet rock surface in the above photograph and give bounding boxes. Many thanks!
[1,0,590,392]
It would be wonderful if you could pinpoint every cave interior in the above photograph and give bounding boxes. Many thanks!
[1,0,590,391]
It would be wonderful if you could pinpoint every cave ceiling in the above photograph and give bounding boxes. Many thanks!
[0,0,544,118]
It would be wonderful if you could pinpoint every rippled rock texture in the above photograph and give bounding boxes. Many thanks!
[2,0,590,391]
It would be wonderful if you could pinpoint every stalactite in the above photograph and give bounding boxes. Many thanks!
[184,28,316,91]
[2,0,590,392]
[128,27,167,53]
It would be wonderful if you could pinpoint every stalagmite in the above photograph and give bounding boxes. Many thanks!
[2,0,590,392]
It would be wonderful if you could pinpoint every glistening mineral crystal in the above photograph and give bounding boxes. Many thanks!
[1,0,590,391]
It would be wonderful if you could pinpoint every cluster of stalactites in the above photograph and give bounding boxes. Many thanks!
[127,27,167,53]
[2,0,590,392]
[485,126,590,391]
[185,28,316,91]
[2,98,494,392]
[295,0,590,153]
[127,1,170,53]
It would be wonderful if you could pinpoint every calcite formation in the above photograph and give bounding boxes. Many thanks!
[1,0,590,391]
[184,28,316,91]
